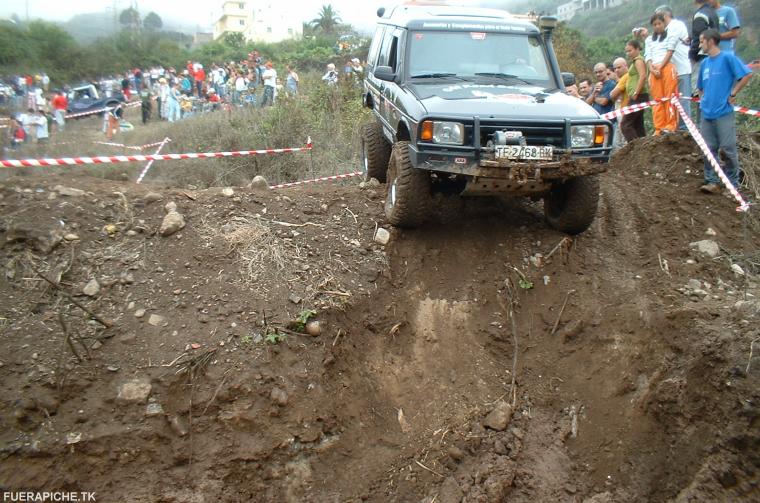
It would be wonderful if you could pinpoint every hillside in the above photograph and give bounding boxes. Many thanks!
[0,105,759,501]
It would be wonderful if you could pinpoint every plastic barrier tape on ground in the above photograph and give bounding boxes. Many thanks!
[93,139,172,151]
[270,171,363,190]
[64,101,140,120]
[136,137,171,184]
[673,99,750,212]
[0,143,314,168]
[602,95,760,120]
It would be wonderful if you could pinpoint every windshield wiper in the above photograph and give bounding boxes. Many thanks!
[410,73,462,79]
[473,73,534,85]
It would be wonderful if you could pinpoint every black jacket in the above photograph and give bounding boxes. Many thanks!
[690,4,719,61]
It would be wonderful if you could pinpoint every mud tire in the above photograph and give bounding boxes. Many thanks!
[543,175,600,235]
[385,141,430,228]
[361,121,391,183]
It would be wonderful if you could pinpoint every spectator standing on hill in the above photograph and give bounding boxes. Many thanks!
[585,63,615,115]
[690,0,719,94]
[609,57,630,149]
[696,29,752,195]
[167,82,181,123]
[619,40,649,141]
[158,78,169,120]
[645,12,679,134]
[180,71,193,96]
[233,72,247,105]
[140,83,153,124]
[322,63,339,86]
[51,90,67,132]
[31,109,48,143]
[286,65,299,96]
[194,64,206,97]
[121,73,131,101]
[577,79,592,100]
[261,62,277,107]
[656,5,692,130]
[708,0,741,54]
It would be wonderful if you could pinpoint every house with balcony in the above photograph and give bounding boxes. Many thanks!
[556,0,631,22]
[213,1,302,43]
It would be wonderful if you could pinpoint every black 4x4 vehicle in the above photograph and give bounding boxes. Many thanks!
[360,5,612,234]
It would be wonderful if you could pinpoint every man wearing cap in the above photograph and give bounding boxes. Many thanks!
[696,29,752,195]
[655,5,692,129]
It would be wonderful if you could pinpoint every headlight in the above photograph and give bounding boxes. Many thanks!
[570,125,594,148]
[421,120,465,145]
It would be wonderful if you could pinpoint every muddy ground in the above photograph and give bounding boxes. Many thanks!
[0,130,759,502]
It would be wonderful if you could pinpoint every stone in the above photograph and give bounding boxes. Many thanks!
[222,187,235,197]
[148,314,167,327]
[118,332,137,344]
[447,445,465,461]
[83,279,100,297]
[731,264,745,276]
[705,227,717,236]
[66,432,83,445]
[438,476,464,503]
[483,400,513,431]
[270,387,289,406]
[54,185,85,197]
[288,293,302,305]
[120,272,135,284]
[367,178,381,187]
[117,378,152,403]
[145,403,164,417]
[560,319,585,342]
[91,341,102,350]
[687,279,702,291]
[164,201,178,213]
[5,220,63,254]
[374,227,391,246]
[64,233,80,241]
[305,320,321,337]
[160,212,185,237]
[134,309,146,318]
[689,240,720,258]
[143,192,163,204]
[168,415,189,436]
[249,175,269,191]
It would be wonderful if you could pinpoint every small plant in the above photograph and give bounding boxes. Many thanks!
[294,309,317,332]
[240,334,253,345]
[265,329,284,344]
[518,278,534,290]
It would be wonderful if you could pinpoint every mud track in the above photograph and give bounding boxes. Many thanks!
[0,133,759,502]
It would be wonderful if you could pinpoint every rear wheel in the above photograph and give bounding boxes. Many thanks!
[385,141,430,228]
[361,121,391,182]
[543,175,600,234]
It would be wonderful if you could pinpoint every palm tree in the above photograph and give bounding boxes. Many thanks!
[311,4,342,34]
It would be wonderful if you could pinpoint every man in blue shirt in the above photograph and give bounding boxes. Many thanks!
[696,29,752,194]
[585,62,616,116]
[708,0,741,53]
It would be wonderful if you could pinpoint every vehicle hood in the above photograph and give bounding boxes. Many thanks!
[406,82,599,121]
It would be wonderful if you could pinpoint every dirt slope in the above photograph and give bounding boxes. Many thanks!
[0,132,759,502]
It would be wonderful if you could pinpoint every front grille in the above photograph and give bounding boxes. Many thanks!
[466,120,566,149]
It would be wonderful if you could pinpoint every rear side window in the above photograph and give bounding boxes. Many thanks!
[367,26,386,70]
[377,28,401,72]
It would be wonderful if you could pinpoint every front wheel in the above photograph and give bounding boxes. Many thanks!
[360,121,391,182]
[385,141,430,228]
[543,175,600,235]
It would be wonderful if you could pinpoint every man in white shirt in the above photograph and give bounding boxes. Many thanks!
[656,5,692,129]
[261,62,277,107]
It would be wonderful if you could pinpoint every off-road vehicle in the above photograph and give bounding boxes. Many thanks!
[360,5,612,234]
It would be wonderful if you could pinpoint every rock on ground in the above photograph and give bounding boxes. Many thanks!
[117,378,152,403]
[160,212,185,237]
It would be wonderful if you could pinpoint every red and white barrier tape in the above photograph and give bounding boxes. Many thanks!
[93,139,172,151]
[271,171,363,190]
[602,94,760,120]
[0,143,313,168]
[64,101,139,120]
[136,137,171,184]
[673,99,749,212]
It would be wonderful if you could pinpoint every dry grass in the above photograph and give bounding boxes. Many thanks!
[200,214,304,285]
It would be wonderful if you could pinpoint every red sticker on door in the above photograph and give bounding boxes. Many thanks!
[470,32,486,40]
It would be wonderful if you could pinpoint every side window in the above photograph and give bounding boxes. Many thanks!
[387,34,399,72]
[377,27,396,68]
[366,25,386,70]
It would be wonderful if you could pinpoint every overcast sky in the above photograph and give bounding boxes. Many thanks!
[0,1,518,32]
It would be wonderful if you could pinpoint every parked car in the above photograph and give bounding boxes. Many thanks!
[67,83,125,116]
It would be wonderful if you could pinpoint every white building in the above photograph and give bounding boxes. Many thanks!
[213,1,302,43]
[556,0,630,22]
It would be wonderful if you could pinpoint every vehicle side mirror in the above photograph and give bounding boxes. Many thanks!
[561,72,576,87]
[374,66,396,83]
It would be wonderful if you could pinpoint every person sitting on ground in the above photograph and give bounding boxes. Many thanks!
[695,28,752,195]
[207,88,221,110]
[645,12,679,134]
[10,117,25,149]
[322,63,339,86]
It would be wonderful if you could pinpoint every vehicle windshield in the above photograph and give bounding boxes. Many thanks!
[408,31,552,86]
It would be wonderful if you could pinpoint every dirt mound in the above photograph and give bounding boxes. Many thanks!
[0,133,759,502]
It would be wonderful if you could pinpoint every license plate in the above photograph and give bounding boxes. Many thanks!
[495,145,553,160]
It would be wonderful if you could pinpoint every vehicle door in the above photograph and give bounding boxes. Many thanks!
[375,27,404,132]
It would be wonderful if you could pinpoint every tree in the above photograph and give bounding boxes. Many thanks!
[119,7,141,32]
[143,12,163,31]
[223,32,245,49]
[311,4,342,34]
